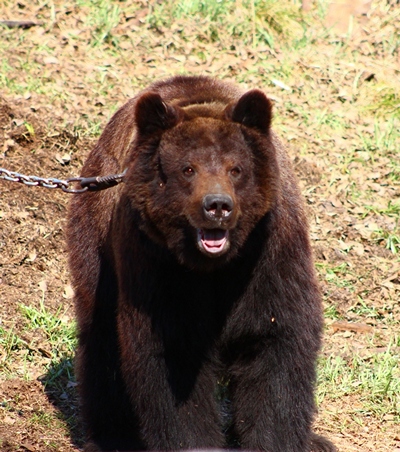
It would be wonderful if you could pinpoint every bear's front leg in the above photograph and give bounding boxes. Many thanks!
[116,304,226,450]
[227,336,320,452]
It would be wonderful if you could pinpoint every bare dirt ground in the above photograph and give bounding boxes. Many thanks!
[0,1,399,451]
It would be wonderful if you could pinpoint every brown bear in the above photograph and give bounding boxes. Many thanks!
[67,75,336,452]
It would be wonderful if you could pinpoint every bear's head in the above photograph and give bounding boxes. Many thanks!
[123,88,279,270]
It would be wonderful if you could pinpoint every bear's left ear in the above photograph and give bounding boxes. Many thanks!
[225,89,272,134]
[135,92,182,135]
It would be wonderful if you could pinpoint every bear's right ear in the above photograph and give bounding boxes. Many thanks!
[135,92,181,135]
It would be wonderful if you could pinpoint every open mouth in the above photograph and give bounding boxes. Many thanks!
[197,228,229,256]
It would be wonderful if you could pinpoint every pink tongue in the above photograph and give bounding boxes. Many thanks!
[201,229,227,249]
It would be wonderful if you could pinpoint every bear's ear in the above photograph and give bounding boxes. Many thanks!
[135,92,181,135]
[225,89,272,134]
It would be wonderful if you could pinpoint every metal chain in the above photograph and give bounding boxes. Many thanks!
[0,167,126,194]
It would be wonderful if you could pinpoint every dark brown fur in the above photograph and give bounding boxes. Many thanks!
[67,76,336,452]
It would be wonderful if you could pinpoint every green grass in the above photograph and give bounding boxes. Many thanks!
[146,0,307,48]
[349,297,384,320]
[318,345,400,419]
[359,118,399,154]
[363,200,400,218]
[316,262,355,291]
[19,300,77,360]
[0,327,24,366]
[369,88,400,118]
[324,304,341,321]
[0,298,76,379]
[373,230,400,254]
[30,410,56,427]
[76,0,122,47]
[359,200,400,253]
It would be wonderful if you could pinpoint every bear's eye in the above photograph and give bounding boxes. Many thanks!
[183,166,195,177]
[230,166,242,178]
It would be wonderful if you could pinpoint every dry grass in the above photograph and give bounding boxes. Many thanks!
[0,1,399,450]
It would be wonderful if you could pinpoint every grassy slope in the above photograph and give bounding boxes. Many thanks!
[0,1,399,451]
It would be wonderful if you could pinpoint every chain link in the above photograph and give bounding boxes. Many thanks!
[0,167,126,193]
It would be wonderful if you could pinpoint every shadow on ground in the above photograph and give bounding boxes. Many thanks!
[41,357,84,450]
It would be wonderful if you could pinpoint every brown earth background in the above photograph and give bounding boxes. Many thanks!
[0,1,399,451]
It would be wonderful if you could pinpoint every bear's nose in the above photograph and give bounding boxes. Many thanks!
[203,194,234,221]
